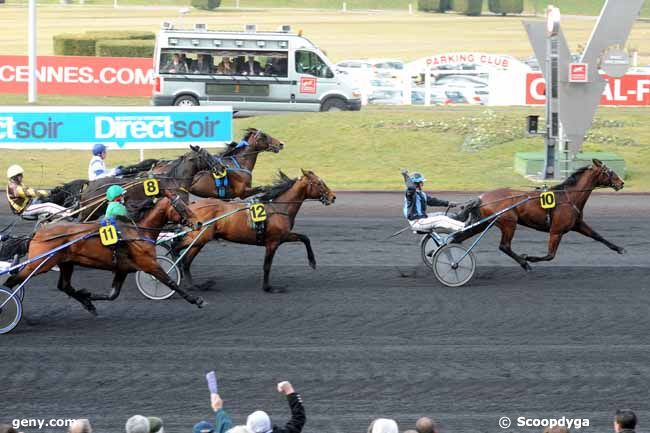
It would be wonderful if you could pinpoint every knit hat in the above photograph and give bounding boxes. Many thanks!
[125,415,164,433]
[246,411,272,433]
[369,419,398,433]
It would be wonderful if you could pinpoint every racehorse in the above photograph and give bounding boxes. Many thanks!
[454,159,625,271]
[77,145,224,221]
[3,193,205,315]
[173,169,335,292]
[42,179,89,209]
[189,128,285,199]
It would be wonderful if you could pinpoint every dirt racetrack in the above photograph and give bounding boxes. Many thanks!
[1,192,649,433]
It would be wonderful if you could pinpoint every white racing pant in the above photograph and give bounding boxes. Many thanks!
[22,202,70,218]
[410,212,466,233]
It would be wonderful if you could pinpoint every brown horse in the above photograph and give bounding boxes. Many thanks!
[189,128,285,199]
[174,169,335,292]
[4,194,204,315]
[456,159,625,271]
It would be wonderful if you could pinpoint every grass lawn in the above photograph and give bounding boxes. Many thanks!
[1,5,650,64]
[0,103,648,191]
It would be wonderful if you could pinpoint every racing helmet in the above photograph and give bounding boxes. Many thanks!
[93,143,107,156]
[106,184,126,201]
[410,172,426,183]
[6,164,24,179]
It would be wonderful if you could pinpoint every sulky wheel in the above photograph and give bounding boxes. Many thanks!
[0,287,23,334]
[135,256,180,300]
[420,233,442,267]
[432,244,476,287]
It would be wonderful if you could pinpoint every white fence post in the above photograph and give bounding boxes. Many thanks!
[409,3,413,14]
[424,67,431,106]
[236,0,240,8]
[342,2,346,12]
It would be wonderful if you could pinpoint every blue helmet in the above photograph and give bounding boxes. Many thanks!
[410,172,426,183]
[92,143,107,156]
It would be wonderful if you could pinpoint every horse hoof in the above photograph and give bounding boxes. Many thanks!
[195,297,206,308]
[618,248,627,255]
[309,261,317,270]
[521,263,532,272]
[264,286,287,294]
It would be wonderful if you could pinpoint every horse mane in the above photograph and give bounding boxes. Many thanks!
[551,165,591,190]
[257,170,296,201]
[126,197,157,222]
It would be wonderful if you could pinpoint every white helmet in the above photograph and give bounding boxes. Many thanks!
[6,164,24,179]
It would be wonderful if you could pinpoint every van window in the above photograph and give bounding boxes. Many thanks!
[295,50,334,78]
[159,49,288,77]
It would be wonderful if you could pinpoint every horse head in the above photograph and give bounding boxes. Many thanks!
[592,159,624,191]
[245,128,284,154]
[162,191,199,229]
[300,168,336,205]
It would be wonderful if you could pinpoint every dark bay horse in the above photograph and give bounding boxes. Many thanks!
[78,145,224,221]
[189,128,285,199]
[46,179,89,209]
[174,169,335,292]
[455,159,625,271]
[4,194,204,316]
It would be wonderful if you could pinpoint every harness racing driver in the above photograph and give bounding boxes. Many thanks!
[88,143,124,181]
[401,169,478,233]
[105,184,128,220]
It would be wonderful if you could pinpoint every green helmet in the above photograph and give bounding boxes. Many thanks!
[106,184,126,201]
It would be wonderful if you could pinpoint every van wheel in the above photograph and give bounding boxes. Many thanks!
[174,95,199,106]
[321,98,347,112]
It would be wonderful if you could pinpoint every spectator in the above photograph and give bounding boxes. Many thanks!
[193,393,232,433]
[163,53,188,74]
[240,55,262,75]
[368,419,398,433]
[246,381,305,433]
[193,54,212,74]
[217,57,234,74]
[614,409,637,433]
[415,417,436,433]
[125,415,164,433]
[68,419,92,433]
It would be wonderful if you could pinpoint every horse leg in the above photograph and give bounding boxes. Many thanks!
[523,232,564,263]
[283,232,316,269]
[56,262,97,315]
[136,256,205,308]
[496,222,532,272]
[180,245,207,290]
[573,220,626,254]
[262,241,284,293]
[87,271,128,302]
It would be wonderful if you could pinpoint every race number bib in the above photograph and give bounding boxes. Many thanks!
[540,191,556,209]
[99,225,119,246]
[212,169,227,180]
[143,179,159,196]
[250,203,267,223]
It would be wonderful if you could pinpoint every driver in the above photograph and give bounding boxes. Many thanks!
[6,164,70,218]
[105,185,128,219]
[88,143,123,181]
[401,169,470,233]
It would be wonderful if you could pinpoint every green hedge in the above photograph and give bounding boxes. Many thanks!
[451,0,482,15]
[85,30,156,40]
[418,0,450,11]
[95,39,155,58]
[190,0,221,10]
[53,33,97,56]
[488,0,523,14]
[53,31,156,57]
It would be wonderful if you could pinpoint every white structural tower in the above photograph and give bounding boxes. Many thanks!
[28,0,37,103]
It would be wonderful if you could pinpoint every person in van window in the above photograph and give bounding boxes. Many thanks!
[193,54,212,74]
[163,53,188,74]
[180,53,191,69]
[217,56,234,74]
[241,55,262,75]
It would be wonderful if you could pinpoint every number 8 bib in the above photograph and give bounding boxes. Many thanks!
[144,179,159,196]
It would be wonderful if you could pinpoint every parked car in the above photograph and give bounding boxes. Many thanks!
[430,74,489,105]
[336,58,405,80]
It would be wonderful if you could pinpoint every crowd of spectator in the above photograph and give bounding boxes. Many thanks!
[0,406,639,433]
[161,52,288,77]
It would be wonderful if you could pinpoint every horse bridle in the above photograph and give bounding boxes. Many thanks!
[168,194,194,228]
[305,178,330,204]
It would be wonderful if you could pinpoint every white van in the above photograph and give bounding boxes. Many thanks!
[152,24,362,112]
